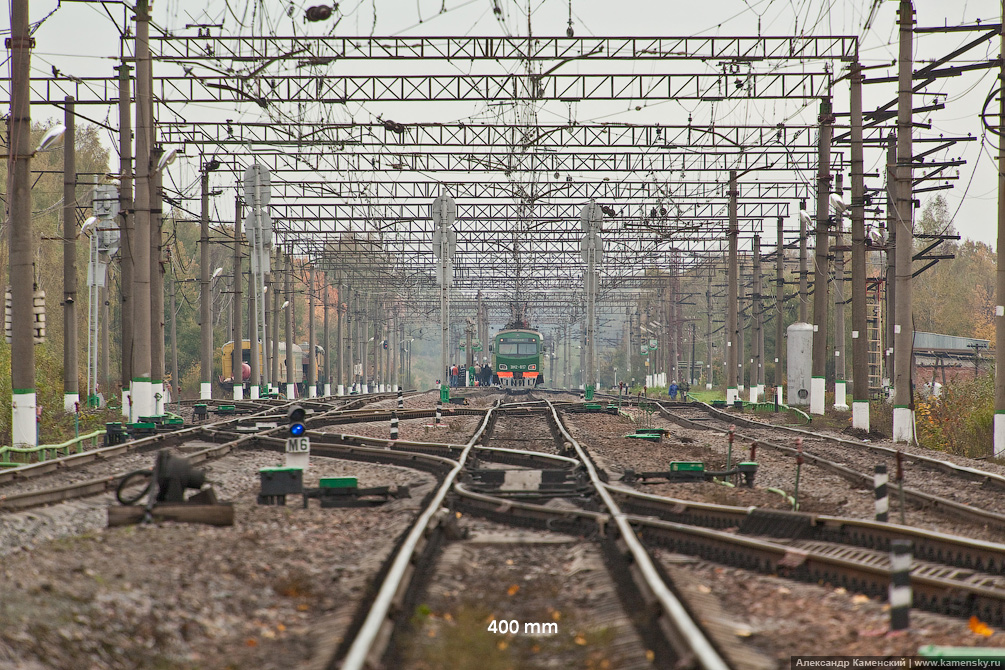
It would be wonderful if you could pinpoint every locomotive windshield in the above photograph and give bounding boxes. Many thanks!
[498,342,537,355]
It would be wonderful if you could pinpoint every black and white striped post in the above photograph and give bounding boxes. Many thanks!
[435,400,442,425]
[390,410,399,439]
[397,389,404,409]
[874,464,889,522]
[889,539,912,631]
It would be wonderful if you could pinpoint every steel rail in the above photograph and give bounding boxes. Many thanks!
[545,399,730,670]
[0,394,402,510]
[603,483,1005,574]
[339,406,495,670]
[657,401,1005,530]
[694,400,1005,490]
[455,479,1005,626]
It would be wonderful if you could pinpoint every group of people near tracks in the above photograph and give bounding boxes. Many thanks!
[447,362,494,388]
[615,380,690,401]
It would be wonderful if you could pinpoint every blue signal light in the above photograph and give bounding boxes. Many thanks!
[290,422,306,437]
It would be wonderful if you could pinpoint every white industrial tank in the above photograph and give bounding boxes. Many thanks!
[787,322,813,406]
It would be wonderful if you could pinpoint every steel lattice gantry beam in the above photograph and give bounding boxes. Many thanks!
[4,33,860,328]
[159,121,822,150]
[151,35,858,63]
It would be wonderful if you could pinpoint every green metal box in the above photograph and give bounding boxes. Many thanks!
[320,477,359,489]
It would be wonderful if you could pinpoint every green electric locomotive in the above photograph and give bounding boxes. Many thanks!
[492,329,543,386]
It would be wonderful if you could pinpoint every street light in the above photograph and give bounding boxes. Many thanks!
[0,124,66,158]
[36,124,66,153]
[156,147,180,173]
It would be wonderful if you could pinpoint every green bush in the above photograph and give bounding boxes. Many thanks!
[916,371,994,458]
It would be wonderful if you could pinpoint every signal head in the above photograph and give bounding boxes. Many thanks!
[288,405,307,436]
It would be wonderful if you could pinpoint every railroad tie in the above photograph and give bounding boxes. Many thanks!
[874,464,889,523]
[889,540,912,631]
[391,411,399,440]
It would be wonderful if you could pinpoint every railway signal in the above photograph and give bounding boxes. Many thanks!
[286,404,310,469]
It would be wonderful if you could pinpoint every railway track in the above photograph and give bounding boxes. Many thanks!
[0,392,409,512]
[12,391,1005,665]
[653,399,1005,531]
[335,399,731,670]
[467,402,1005,629]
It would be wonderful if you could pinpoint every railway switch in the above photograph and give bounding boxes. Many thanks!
[302,477,411,508]
[622,461,758,487]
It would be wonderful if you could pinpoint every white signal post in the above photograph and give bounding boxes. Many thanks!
[432,195,456,392]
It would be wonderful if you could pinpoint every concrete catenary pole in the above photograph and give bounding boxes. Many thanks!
[324,274,331,396]
[798,199,809,323]
[892,0,916,443]
[726,172,739,403]
[308,266,317,397]
[775,218,785,404]
[751,235,763,402]
[285,254,295,398]
[997,0,1005,455]
[102,284,110,395]
[885,133,898,392]
[63,98,79,413]
[850,58,871,431]
[9,0,37,446]
[833,172,848,411]
[336,278,345,395]
[131,0,153,422]
[150,147,165,414]
[170,274,179,404]
[738,264,746,392]
[232,199,243,401]
[248,243,260,399]
[271,250,280,390]
[117,62,133,417]
[811,96,834,416]
[706,273,713,389]
[200,169,212,399]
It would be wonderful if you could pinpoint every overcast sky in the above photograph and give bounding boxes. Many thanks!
[8,0,1003,249]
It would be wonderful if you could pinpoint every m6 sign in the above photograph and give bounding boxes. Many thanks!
[286,436,310,454]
